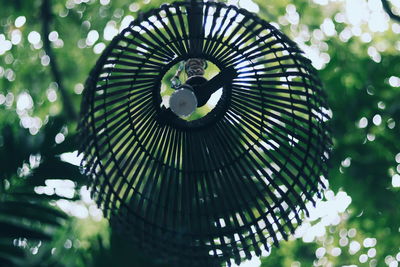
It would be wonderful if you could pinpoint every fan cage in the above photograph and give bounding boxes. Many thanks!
[79,1,332,266]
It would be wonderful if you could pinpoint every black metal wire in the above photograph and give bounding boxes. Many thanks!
[79,1,332,266]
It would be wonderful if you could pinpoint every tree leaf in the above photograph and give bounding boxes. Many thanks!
[0,201,67,226]
[0,221,51,240]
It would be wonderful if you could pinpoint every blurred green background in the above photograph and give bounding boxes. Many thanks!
[0,0,399,266]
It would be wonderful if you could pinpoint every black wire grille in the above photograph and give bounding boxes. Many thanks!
[79,1,331,266]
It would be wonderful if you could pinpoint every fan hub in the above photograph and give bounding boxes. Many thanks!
[169,86,198,117]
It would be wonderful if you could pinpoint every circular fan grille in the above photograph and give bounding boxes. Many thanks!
[79,1,331,266]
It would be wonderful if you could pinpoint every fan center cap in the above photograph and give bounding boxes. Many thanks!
[169,86,198,117]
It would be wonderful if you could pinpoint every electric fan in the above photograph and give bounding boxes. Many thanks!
[79,1,331,266]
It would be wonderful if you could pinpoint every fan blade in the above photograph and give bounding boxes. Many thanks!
[198,66,237,94]
[193,66,237,106]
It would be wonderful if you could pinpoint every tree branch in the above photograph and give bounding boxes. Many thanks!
[382,0,400,23]
[41,0,78,121]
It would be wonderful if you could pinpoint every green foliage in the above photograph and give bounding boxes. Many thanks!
[1,0,400,266]
[0,115,87,266]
